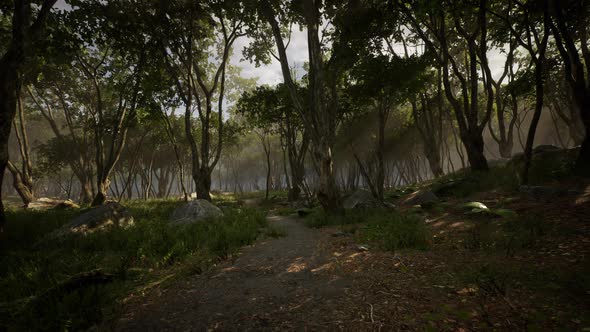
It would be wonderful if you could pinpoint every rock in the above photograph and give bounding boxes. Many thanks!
[28,197,80,210]
[519,185,580,200]
[383,202,396,209]
[331,231,347,237]
[487,158,510,168]
[343,189,380,209]
[533,144,561,153]
[460,201,489,210]
[432,177,477,197]
[357,244,370,251]
[169,199,223,224]
[402,190,439,206]
[50,202,133,237]
[460,201,490,214]
[511,145,563,164]
[53,199,80,210]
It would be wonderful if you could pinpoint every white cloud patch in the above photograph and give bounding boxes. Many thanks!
[231,24,309,87]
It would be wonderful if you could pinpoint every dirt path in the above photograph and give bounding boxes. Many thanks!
[116,215,356,331]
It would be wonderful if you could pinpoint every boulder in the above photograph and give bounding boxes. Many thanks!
[401,190,439,206]
[28,197,80,210]
[343,189,380,209]
[50,202,133,237]
[487,158,510,168]
[53,199,80,210]
[169,199,223,224]
[511,145,563,164]
[519,185,580,201]
[533,144,561,153]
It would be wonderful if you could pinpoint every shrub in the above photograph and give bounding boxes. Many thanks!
[0,202,267,331]
[302,208,369,228]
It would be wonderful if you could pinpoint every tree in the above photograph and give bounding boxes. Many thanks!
[487,36,519,159]
[347,54,426,200]
[158,0,246,201]
[237,84,309,201]
[0,0,57,230]
[547,0,590,173]
[6,88,34,205]
[29,75,96,203]
[411,68,445,177]
[400,0,496,171]
[491,0,551,184]
[256,0,344,213]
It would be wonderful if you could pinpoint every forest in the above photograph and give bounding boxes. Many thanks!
[0,0,589,330]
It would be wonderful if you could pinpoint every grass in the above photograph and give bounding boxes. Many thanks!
[302,208,365,228]
[463,213,555,255]
[0,200,268,331]
[272,206,296,216]
[261,225,288,238]
[236,190,288,201]
[357,211,431,251]
[458,260,590,326]
[303,208,431,252]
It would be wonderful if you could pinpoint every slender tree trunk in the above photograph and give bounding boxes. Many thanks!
[522,6,550,184]
[6,161,33,205]
[575,98,590,172]
[376,108,386,201]
[0,72,18,230]
[314,141,342,213]
[522,63,545,184]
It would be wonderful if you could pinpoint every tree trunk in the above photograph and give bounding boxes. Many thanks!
[265,149,271,201]
[0,73,18,231]
[194,167,212,201]
[376,109,386,201]
[7,161,33,206]
[0,0,56,232]
[91,180,109,206]
[463,131,489,171]
[80,176,93,204]
[575,97,590,173]
[521,5,550,184]
[424,148,444,177]
[521,55,548,184]
[314,142,343,214]
[288,172,303,202]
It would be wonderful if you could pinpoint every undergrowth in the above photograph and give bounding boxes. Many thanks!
[358,211,431,251]
[463,213,555,255]
[304,208,431,251]
[0,201,267,331]
[427,149,577,198]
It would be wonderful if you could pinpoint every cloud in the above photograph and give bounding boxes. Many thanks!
[231,24,309,86]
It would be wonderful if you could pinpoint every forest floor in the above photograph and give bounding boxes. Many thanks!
[114,182,590,331]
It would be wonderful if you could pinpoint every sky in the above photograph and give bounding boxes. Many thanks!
[230,27,310,86]
[230,26,508,87]
[53,1,508,88]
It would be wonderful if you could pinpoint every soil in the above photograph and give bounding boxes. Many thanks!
[114,186,590,331]
[115,215,360,331]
